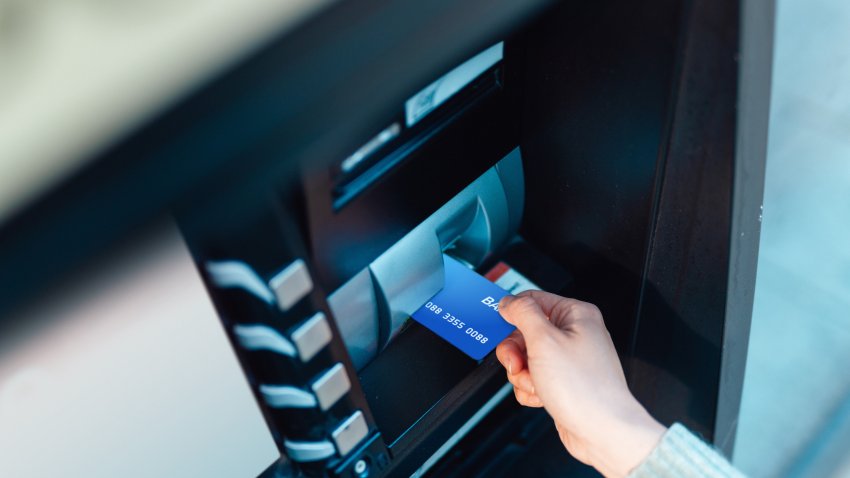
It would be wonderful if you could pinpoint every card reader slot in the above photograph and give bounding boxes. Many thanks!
[328,149,524,370]
[369,199,478,344]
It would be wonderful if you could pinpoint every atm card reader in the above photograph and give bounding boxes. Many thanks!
[326,148,524,370]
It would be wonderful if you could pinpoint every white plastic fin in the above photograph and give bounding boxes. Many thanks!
[284,439,336,462]
[260,384,318,408]
[206,260,275,304]
[234,324,297,357]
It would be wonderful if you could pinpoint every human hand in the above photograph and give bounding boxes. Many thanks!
[495,291,666,478]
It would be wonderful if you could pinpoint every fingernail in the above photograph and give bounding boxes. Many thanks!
[508,359,513,375]
[499,295,514,309]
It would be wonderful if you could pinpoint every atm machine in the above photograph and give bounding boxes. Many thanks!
[0,0,774,476]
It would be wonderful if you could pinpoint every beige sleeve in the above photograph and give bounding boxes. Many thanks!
[628,423,746,478]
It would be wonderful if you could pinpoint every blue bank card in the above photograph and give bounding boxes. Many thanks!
[411,255,515,360]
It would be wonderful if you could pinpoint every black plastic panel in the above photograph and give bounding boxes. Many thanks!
[359,322,478,445]
[629,0,742,441]
[517,0,754,445]
[519,0,684,360]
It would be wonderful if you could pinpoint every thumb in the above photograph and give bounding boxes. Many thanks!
[499,295,555,344]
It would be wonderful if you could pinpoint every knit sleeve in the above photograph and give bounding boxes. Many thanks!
[627,423,745,478]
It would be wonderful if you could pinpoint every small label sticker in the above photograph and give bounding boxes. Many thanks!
[485,261,541,295]
[404,43,503,127]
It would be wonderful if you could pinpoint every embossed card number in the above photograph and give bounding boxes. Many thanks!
[411,256,516,360]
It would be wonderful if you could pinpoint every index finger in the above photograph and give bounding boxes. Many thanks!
[514,290,583,317]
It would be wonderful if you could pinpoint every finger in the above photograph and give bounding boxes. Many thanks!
[505,370,534,393]
[515,370,534,394]
[499,295,556,343]
[514,388,543,408]
[496,330,527,374]
[496,341,524,375]
[514,290,582,316]
[504,367,534,394]
[504,328,528,353]
[515,290,602,329]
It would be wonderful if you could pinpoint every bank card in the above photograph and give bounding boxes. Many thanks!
[411,255,515,360]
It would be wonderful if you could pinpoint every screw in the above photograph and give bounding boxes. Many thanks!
[353,459,368,476]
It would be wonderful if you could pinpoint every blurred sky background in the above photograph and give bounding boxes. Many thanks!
[733,0,850,476]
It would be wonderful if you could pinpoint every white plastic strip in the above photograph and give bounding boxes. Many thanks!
[206,260,275,304]
[284,439,336,462]
[260,384,318,408]
[234,324,297,357]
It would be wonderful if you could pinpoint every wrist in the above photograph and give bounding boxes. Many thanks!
[590,400,667,478]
